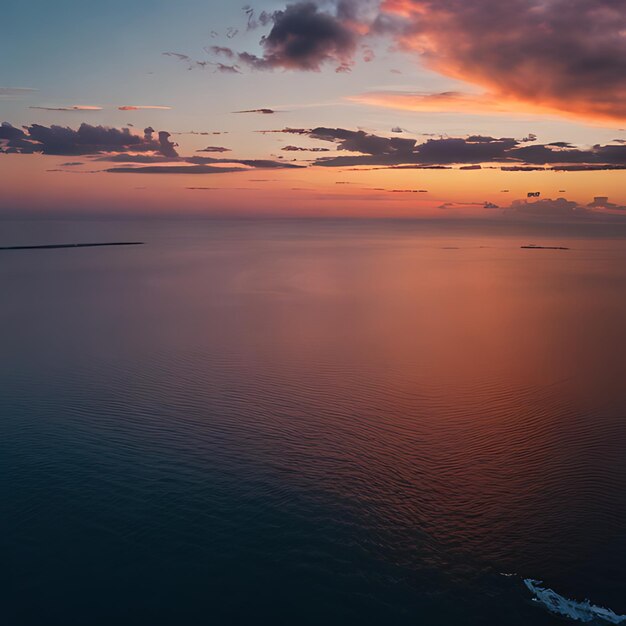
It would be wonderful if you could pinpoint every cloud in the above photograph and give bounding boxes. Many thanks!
[207,45,235,58]
[234,108,278,114]
[587,196,626,211]
[243,6,273,31]
[95,154,175,164]
[106,165,247,175]
[351,91,521,115]
[549,164,626,171]
[156,131,178,158]
[173,131,228,136]
[163,51,241,73]
[509,197,587,217]
[0,123,28,141]
[507,196,625,218]
[273,127,626,169]
[281,145,331,152]
[215,63,242,74]
[377,0,626,122]
[106,157,302,174]
[301,126,418,155]
[30,105,103,111]
[118,105,172,111]
[0,122,178,157]
[186,156,303,169]
[437,195,626,220]
[220,2,361,72]
[197,146,232,153]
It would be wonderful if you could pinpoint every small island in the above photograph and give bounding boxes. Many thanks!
[521,244,570,250]
[0,242,144,251]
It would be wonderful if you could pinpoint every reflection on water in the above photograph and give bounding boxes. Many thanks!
[1,220,625,625]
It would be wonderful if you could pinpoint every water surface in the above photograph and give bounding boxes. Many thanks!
[1,219,625,625]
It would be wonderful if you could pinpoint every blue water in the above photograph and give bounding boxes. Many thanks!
[1,219,625,625]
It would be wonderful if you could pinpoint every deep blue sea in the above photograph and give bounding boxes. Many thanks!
[1,219,625,625]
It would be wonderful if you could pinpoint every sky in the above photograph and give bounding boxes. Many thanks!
[1,0,625,219]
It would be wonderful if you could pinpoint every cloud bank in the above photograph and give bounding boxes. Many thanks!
[274,127,626,169]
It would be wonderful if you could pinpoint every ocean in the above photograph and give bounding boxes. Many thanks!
[1,218,625,625]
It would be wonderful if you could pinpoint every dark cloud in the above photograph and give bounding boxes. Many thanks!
[224,2,360,71]
[500,166,546,172]
[0,122,178,157]
[107,165,246,175]
[234,108,277,114]
[301,126,417,155]
[550,164,626,171]
[281,145,331,152]
[158,131,178,158]
[197,146,232,153]
[273,127,626,169]
[0,122,27,141]
[0,120,307,177]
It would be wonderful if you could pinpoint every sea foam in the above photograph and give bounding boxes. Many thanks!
[524,579,626,624]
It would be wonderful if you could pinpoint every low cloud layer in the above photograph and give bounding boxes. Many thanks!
[0,120,303,174]
[273,127,626,169]
[509,196,625,218]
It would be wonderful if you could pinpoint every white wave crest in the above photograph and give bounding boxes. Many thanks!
[524,579,626,624]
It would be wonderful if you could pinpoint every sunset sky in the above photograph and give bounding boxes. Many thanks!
[1,0,625,218]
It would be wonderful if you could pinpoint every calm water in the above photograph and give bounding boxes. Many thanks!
[1,219,625,625]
